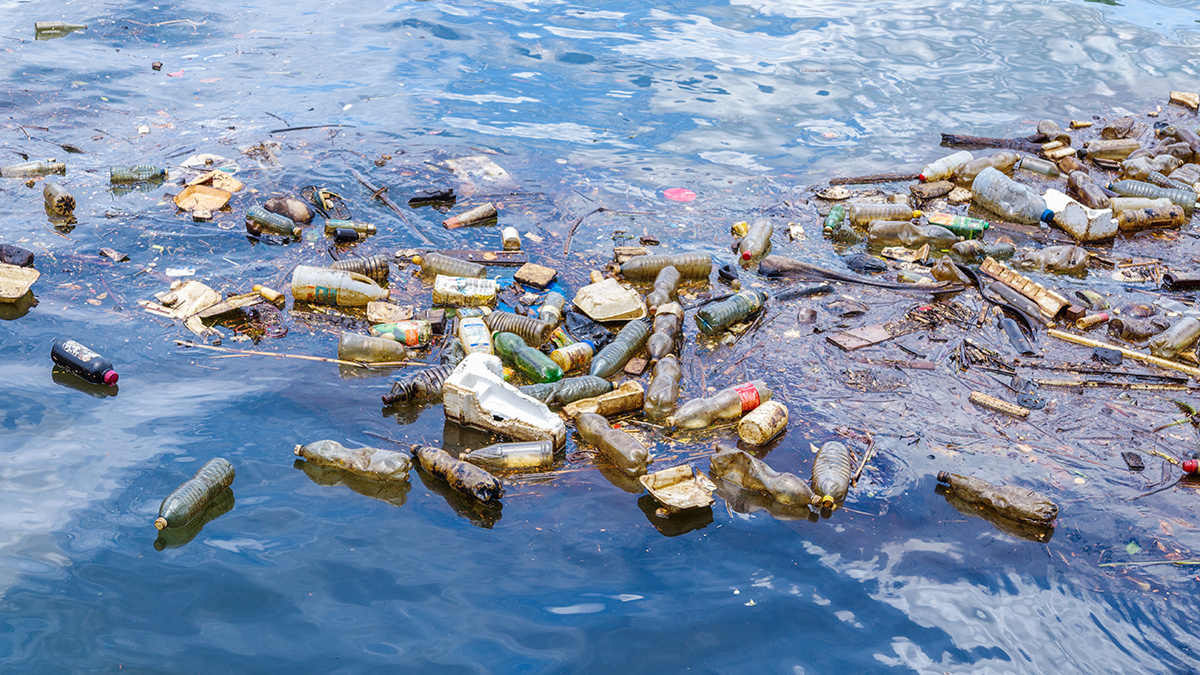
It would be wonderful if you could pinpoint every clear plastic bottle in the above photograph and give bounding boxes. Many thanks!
[919,150,973,182]
[51,338,119,386]
[245,206,300,237]
[431,275,498,307]
[1145,171,1193,192]
[1109,197,1171,215]
[950,240,1015,263]
[458,316,493,355]
[1121,155,1183,181]
[1107,180,1195,216]
[590,319,651,378]
[668,379,772,429]
[291,266,388,306]
[2,160,65,178]
[412,446,503,503]
[709,448,813,507]
[413,252,487,279]
[695,291,767,335]
[155,458,235,530]
[954,151,1018,186]
[1079,139,1141,161]
[330,254,390,284]
[810,441,853,509]
[293,440,411,482]
[42,182,75,216]
[1015,155,1061,179]
[1118,206,1186,231]
[869,221,961,249]
[382,364,458,404]
[1148,317,1200,358]
[109,165,165,183]
[971,167,1054,225]
[646,301,683,363]
[461,441,555,471]
[493,332,563,383]
[338,332,408,363]
[735,219,774,262]
[925,212,989,239]
[518,375,612,407]
[501,227,522,251]
[620,253,712,281]
[549,341,594,373]
[575,412,650,476]
[538,291,566,327]
[847,203,920,226]
[643,354,682,421]
[485,311,553,347]
[324,219,376,235]
[829,221,862,244]
[645,266,681,313]
[370,320,433,347]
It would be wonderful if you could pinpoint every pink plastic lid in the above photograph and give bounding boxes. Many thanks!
[103,370,119,386]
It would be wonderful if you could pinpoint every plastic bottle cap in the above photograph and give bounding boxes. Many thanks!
[103,370,119,386]
[740,251,752,261]
[1076,148,1087,159]
[918,174,927,183]
[911,210,922,219]
[1040,209,1055,223]
[1185,459,1198,474]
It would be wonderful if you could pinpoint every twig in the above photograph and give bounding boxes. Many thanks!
[269,124,356,134]
[1127,476,1184,501]
[345,165,435,246]
[564,206,606,255]
[851,432,875,484]
[1098,559,1200,568]
[175,339,425,368]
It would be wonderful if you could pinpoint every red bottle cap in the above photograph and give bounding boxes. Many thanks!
[741,251,752,261]
[1185,459,1198,474]
[103,370,119,386]
[917,173,927,183]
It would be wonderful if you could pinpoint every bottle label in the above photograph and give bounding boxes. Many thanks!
[60,339,100,362]
[310,285,337,304]
[734,382,760,413]
[554,344,591,372]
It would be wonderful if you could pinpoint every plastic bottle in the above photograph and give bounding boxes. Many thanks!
[1019,244,1088,274]
[620,253,712,281]
[925,212,989,239]
[810,441,853,508]
[153,487,233,551]
[382,364,457,405]
[1,160,65,178]
[866,221,960,249]
[737,401,789,446]
[331,228,362,244]
[829,221,863,244]
[538,291,566,327]
[458,316,493,355]
[245,206,300,237]
[1109,316,1170,341]
[971,167,1054,225]
[695,291,767,335]
[936,472,1058,525]
[822,204,846,233]
[339,332,408,363]
[412,446,504,503]
[709,448,814,507]
[950,240,1015,263]
[1067,171,1111,210]
[847,203,920,226]
[293,440,411,482]
[42,182,75,216]
[919,150,973,182]
[51,338,118,386]
[549,341,594,373]
[643,354,682,421]
[590,319,651,378]
[954,151,1019,185]
[431,275,498,307]
[735,219,773,262]
[668,379,772,429]
[1148,317,1200,358]
[412,252,487,279]
[1078,139,1140,161]
[1121,155,1183,181]
[1118,206,1187,231]
[1145,171,1193,192]
[647,302,683,363]
[493,332,563,383]
[370,320,433,347]
[441,202,498,229]
[292,265,388,306]
[1169,164,1200,186]
[330,254,390,284]
[1015,155,1061,179]
[999,316,1036,355]
[575,412,650,476]
[461,441,555,471]
[155,458,235,530]
[485,311,553,347]
[1107,180,1196,215]
[323,219,376,236]
[518,376,612,407]
[109,165,166,183]
[645,266,681,313]
[1161,126,1200,154]
[501,226,522,251]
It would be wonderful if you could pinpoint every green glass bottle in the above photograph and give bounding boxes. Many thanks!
[492,332,563,383]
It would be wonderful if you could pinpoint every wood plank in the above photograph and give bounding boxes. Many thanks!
[826,324,893,351]
[969,391,1030,418]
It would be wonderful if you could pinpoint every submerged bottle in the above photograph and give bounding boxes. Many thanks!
[847,203,920,226]
[645,266,681,313]
[919,150,973,182]
[1118,206,1187,231]
[245,206,300,237]
[412,252,487,279]
[867,221,960,249]
[590,319,651,378]
[291,265,388,306]
[370,320,433,347]
[458,316,493,355]
[1109,316,1170,342]
[575,412,650,476]
[971,167,1054,225]
[810,441,853,509]
[493,332,563,383]
[549,340,595,373]
[1148,317,1200,359]
[950,239,1015,263]
[925,212,989,239]
[412,446,504,503]
[330,255,390,284]
[646,302,683,363]
[324,219,376,235]
[382,363,458,405]
[734,219,774,262]
[42,182,76,216]
[643,354,682,421]
[695,290,767,334]
[709,448,814,507]
[1121,155,1183,181]
[620,253,712,281]
[110,165,166,183]
[293,440,411,482]
[155,458,235,530]
[668,380,772,429]
[339,332,408,363]
[936,472,1058,525]
[829,221,863,244]
[1107,180,1196,216]
[51,338,119,386]
[538,291,566,327]
[461,441,555,472]
[431,275,498,307]
[519,375,612,407]
[954,151,1019,186]
[485,311,553,347]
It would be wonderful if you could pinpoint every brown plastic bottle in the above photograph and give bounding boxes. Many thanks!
[1117,205,1187,231]
[645,265,681,313]
[1067,171,1111,210]
[811,441,853,509]
[643,354,682,421]
[413,252,487,279]
[338,332,408,363]
[937,472,1057,525]
[620,253,712,281]
[646,302,683,364]
[330,255,390,284]
[575,412,650,476]
[1148,317,1200,358]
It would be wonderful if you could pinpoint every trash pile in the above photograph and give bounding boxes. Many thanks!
[9,89,1200,546]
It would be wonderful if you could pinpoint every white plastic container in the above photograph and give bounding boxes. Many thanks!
[458,316,494,355]
[442,353,567,448]
[291,265,388,306]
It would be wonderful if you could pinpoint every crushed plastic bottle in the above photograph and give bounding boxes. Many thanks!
[549,340,594,373]
[645,266,681,313]
[292,265,389,306]
[485,311,553,347]
[643,354,682,421]
[294,440,411,482]
[575,412,651,476]
[493,332,563,383]
[1018,245,1088,274]
[412,446,504,503]
[696,290,767,335]
[590,319,650,378]
[734,219,773,262]
[811,441,853,509]
[1148,317,1200,358]
[620,253,712,281]
[51,338,119,386]
[646,301,683,363]
[847,203,920,226]
[954,151,1019,185]
[382,363,458,405]
[936,472,1058,525]
[519,375,612,407]
[867,221,960,249]
[1121,155,1183,181]
[413,252,487,279]
[971,167,1054,225]
[461,441,555,472]
[668,380,772,429]
[370,320,433,347]
[330,254,390,284]
[538,291,566,327]
[709,447,813,507]
[431,275,498,307]
[1108,316,1170,342]
[338,332,408,363]
[919,150,973,182]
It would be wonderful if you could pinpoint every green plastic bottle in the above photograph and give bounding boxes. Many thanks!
[822,205,846,234]
[925,212,989,240]
[493,332,563,383]
[695,291,767,334]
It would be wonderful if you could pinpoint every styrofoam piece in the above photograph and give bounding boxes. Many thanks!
[1044,189,1116,243]
[572,278,646,322]
[443,353,567,448]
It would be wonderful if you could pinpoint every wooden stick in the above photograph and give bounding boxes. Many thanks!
[1047,329,1200,379]
[563,206,606,255]
[969,391,1030,418]
[346,166,435,246]
[828,172,919,186]
[175,339,426,368]
[940,133,1042,153]
[851,432,874,484]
